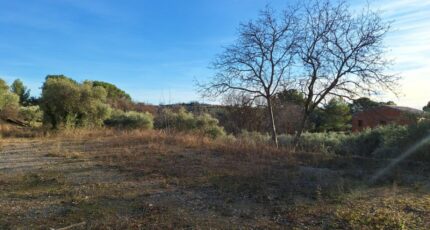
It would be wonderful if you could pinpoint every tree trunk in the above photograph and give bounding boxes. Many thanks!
[266,97,279,148]
[294,113,308,147]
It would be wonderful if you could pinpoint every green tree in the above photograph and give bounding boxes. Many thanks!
[382,101,397,106]
[350,97,397,114]
[90,81,131,101]
[0,79,19,118]
[0,79,9,91]
[318,98,351,132]
[86,81,132,111]
[11,79,31,105]
[423,101,430,112]
[40,75,111,129]
[350,97,380,113]
[276,89,306,106]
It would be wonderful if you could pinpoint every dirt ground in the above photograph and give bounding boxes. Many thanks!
[0,133,429,229]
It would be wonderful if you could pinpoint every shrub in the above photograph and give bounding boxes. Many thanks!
[282,122,430,162]
[278,132,347,153]
[105,110,153,130]
[155,107,225,138]
[19,106,43,127]
[337,125,407,157]
[237,130,271,145]
[155,107,195,131]
[337,124,423,158]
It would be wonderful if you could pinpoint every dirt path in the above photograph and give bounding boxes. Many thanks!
[0,139,133,229]
[0,138,238,229]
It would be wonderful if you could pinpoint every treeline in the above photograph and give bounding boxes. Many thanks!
[0,75,227,138]
[177,91,402,135]
[0,75,425,136]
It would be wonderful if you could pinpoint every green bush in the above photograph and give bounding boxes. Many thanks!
[337,125,409,157]
[278,122,430,162]
[19,106,43,127]
[105,110,153,129]
[279,132,347,153]
[155,107,225,138]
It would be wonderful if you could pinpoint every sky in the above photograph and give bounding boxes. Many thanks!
[0,0,429,108]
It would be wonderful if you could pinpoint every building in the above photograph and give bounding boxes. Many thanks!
[352,105,423,132]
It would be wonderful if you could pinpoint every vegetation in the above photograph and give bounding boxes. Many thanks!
[87,81,133,110]
[199,8,297,146]
[0,1,427,229]
[89,81,131,101]
[201,0,398,145]
[277,121,430,165]
[350,97,398,114]
[0,129,428,229]
[423,101,430,112]
[11,79,31,105]
[155,107,225,138]
[0,82,19,119]
[105,110,153,129]
[316,98,352,132]
[40,75,111,129]
[18,105,43,127]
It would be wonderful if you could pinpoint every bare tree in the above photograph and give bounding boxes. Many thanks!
[294,0,398,140]
[199,8,298,147]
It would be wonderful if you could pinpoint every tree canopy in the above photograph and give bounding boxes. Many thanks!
[424,102,430,112]
[11,79,31,105]
[89,81,131,101]
[40,75,111,129]
[318,98,351,132]
[0,79,19,119]
[276,89,306,106]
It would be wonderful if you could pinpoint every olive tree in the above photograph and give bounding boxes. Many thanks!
[0,79,19,119]
[40,75,111,129]
[199,8,298,147]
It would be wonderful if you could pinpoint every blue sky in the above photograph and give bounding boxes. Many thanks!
[0,0,429,108]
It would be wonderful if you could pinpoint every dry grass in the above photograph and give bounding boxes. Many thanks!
[0,129,429,229]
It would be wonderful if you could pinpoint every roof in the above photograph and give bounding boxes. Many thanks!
[383,105,424,114]
[352,105,424,117]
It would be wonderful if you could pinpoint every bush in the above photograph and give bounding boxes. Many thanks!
[279,132,347,153]
[337,125,409,157]
[155,107,225,138]
[19,106,43,127]
[105,110,153,130]
[279,122,430,162]
[237,130,271,145]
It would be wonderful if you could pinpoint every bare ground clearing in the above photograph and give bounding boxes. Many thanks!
[0,132,429,229]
